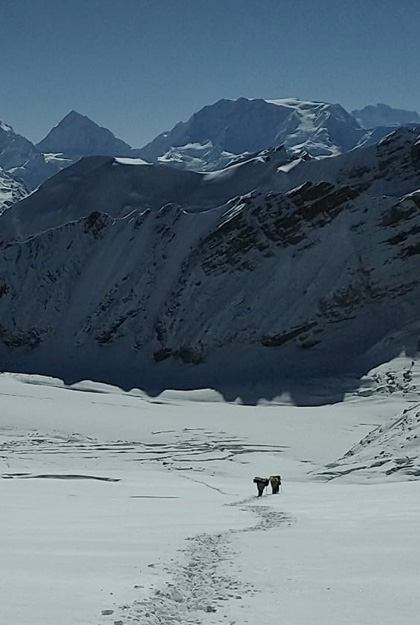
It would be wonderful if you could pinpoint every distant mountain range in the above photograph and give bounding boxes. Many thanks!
[352,103,420,129]
[0,122,419,398]
[1,98,419,201]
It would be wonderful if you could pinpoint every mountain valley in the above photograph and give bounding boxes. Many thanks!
[0,118,419,400]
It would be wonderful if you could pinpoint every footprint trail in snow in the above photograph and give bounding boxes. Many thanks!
[107,499,290,625]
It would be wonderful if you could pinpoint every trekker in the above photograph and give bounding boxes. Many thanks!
[269,475,281,494]
[253,476,269,497]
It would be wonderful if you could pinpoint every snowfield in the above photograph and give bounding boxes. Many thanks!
[1,361,420,625]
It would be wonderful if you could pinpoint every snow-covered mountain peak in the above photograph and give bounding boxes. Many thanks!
[0,117,57,192]
[36,110,133,157]
[138,96,366,171]
[265,97,352,117]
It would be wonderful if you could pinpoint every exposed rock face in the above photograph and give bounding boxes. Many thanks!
[36,110,133,158]
[0,127,420,397]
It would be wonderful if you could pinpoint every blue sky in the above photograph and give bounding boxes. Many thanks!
[1,0,420,147]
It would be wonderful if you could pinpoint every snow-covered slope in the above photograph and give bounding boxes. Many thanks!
[271,125,420,198]
[37,110,134,158]
[0,120,57,190]
[0,148,292,241]
[320,372,420,482]
[0,169,27,213]
[138,97,367,170]
[1,126,420,398]
[326,402,420,479]
[352,103,420,129]
[4,124,420,243]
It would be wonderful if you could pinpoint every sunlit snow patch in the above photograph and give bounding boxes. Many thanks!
[114,157,151,165]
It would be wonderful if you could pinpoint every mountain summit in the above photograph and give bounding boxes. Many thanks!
[36,111,133,157]
[138,97,365,170]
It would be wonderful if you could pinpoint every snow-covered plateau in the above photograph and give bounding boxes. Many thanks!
[1,358,420,625]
